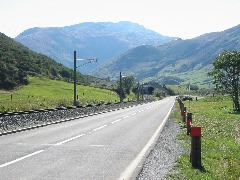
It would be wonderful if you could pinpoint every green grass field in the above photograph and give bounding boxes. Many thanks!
[172,96,240,179]
[0,76,119,112]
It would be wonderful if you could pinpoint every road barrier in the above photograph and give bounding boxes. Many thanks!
[177,97,202,169]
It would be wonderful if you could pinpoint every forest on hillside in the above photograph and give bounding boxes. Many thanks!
[0,33,84,89]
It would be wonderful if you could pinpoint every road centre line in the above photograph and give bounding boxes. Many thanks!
[0,123,107,168]
[55,133,86,146]
[92,125,107,132]
[0,150,44,168]
[0,101,161,169]
[89,145,104,147]
[111,119,122,124]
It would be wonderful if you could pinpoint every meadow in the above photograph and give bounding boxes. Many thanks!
[0,76,119,112]
[171,96,240,179]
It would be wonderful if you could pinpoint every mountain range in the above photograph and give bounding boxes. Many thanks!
[15,21,175,74]
[15,22,240,86]
[96,24,240,86]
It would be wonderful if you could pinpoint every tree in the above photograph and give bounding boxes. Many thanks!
[148,86,154,95]
[122,76,135,94]
[209,51,240,112]
[115,76,135,101]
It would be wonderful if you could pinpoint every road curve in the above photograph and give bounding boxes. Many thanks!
[0,97,175,180]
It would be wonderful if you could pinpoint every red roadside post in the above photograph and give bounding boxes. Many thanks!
[178,98,183,114]
[182,107,187,122]
[180,102,184,114]
[190,127,202,168]
[187,113,192,135]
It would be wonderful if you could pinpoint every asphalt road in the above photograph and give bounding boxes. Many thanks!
[0,97,175,180]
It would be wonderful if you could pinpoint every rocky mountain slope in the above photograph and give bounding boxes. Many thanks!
[15,21,175,73]
[96,24,240,86]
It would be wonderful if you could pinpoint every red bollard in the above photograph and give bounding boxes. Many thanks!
[187,113,192,135]
[190,127,202,168]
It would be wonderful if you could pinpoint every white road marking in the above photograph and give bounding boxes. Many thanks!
[16,142,55,146]
[55,134,86,146]
[119,100,175,180]
[0,150,44,168]
[89,145,104,147]
[111,119,122,124]
[131,112,136,116]
[0,100,164,169]
[123,115,129,119]
[92,125,107,132]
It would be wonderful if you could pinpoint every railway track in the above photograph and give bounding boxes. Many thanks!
[0,100,151,136]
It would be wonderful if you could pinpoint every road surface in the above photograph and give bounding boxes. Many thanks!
[0,97,175,180]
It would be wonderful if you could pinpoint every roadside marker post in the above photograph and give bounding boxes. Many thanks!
[179,100,184,115]
[190,127,202,168]
[182,107,187,123]
[187,113,192,135]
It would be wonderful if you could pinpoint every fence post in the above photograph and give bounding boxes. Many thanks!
[190,127,202,168]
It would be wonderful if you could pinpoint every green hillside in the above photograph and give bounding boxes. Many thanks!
[96,24,240,86]
[0,76,118,112]
[0,32,84,89]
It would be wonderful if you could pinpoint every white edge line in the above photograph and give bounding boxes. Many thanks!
[0,150,44,168]
[55,134,86,146]
[118,101,175,180]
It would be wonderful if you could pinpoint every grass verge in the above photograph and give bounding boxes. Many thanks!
[173,96,240,179]
[0,76,119,112]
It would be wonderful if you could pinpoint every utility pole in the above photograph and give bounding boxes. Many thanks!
[137,81,140,101]
[73,51,97,106]
[73,50,77,106]
[120,71,123,103]
[141,83,144,100]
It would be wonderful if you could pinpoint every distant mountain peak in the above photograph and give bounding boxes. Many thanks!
[17,27,42,37]
[16,21,176,74]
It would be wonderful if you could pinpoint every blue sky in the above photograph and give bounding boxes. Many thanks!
[0,0,240,39]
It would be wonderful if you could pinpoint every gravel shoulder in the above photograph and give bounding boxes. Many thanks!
[137,109,184,180]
